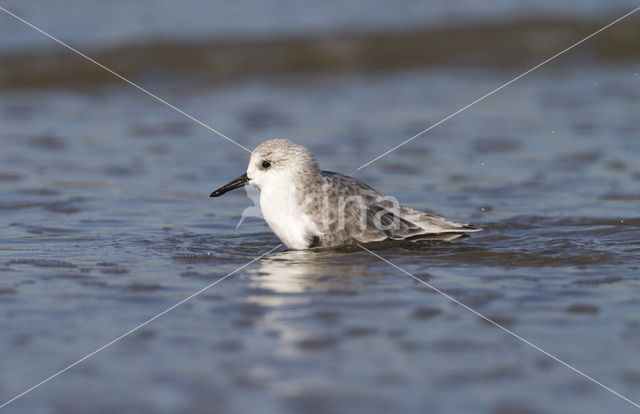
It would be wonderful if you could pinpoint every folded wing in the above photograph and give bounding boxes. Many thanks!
[322,172,482,243]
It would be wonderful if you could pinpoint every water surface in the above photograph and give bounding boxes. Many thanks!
[1,6,640,413]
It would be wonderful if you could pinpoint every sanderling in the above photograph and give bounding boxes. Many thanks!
[211,139,482,250]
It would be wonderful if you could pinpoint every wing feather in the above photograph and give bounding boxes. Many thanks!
[319,171,482,245]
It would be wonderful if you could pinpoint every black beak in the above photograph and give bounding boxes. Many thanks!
[210,173,249,197]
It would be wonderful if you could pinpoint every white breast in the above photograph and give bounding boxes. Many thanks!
[259,183,317,250]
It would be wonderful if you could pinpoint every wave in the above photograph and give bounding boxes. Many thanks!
[1,17,639,89]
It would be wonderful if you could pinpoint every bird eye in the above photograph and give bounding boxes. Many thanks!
[261,160,271,169]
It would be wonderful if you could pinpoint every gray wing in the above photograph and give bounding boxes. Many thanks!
[321,171,482,245]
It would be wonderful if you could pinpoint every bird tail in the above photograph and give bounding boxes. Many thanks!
[403,208,483,235]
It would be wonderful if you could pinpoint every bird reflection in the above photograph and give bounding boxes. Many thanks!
[243,249,371,350]
[246,249,368,307]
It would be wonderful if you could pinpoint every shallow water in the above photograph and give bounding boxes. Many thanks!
[1,34,640,414]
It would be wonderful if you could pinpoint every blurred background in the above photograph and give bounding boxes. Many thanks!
[2,1,640,88]
[1,1,639,414]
